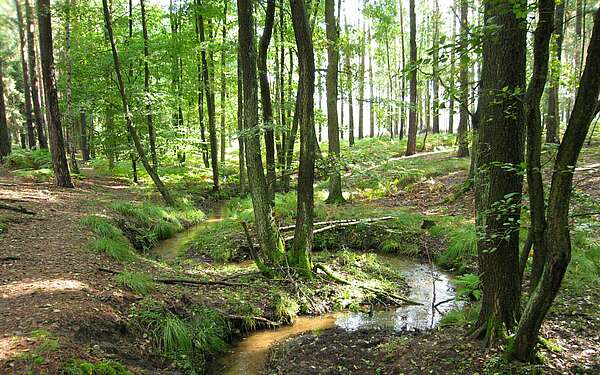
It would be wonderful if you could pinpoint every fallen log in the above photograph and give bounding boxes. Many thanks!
[97,267,245,287]
[313,263,422,306]
[279,216,394,232]
[0,203,35,215]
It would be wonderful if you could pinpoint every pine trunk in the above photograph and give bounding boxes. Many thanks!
[405,0,417,156]
[25,0,47,149]
[15,0,36,149]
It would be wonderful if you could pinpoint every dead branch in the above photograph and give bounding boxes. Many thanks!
[0,256,20,261]
[0,203,36,215]
[281,216,395,241]
[278,216,395,231]
[97,267,245,287]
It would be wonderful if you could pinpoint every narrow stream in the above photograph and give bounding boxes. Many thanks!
[219,257,457,375]
[151,202,457,374]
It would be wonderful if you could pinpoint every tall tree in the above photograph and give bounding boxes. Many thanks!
[140,0,158,168]
[472,0,526,344]
[368,26,374,138]
[237,47,247,194]
[24,0,47,149]
[358,21,365,140]
[258,0,277,202]
[237,0,286,274]
[456,0,469,157]
[431,0,440,134]
[398,0,406,139]
[289,0,316,273]
[196,0,220,192]
[194,4,210,168]
[63,0,79,174]
[220,0,228,165]
[512,8,600,361]
[15,0,35,149]
[36,0,72,187]
[102,0,174,204]
[405,0,417,155]
[448,10,456,134]
[324,0,344,203]
[545,0,566,144]
[0,58,11,161]
[344,19,354,146]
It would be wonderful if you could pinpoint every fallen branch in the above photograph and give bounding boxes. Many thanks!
[215,309,280,327]
[282,216,395,242]
[313,263,422,306]
[278,216,394,231]
[0,203,36,215]
[0,256,20,261]
[97,267,245,287]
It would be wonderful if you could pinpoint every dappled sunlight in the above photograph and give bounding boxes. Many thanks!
[0,279,89,299]
[0,336,26,361]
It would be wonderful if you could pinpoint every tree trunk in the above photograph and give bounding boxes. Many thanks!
[345,19,354,147]
[545,0,565,144]
[448,10,456,134]
[472,0,526,344]
[511,9,600,360]
[324,0,344,203]
[25,0,47,149]
[36,0,73,187]
[140,0,158,169]
[456,0,469,157]
[432,0,440,134]
[15,0,36,149]
[259,0,277,202]
[196,2,220,192]
[289,0,315,274]
[102,0,174,205]
[80,110,90,161]
[0,59,11,161]
[399,0,406,139]
[278,0,287,179]
[368,26,375,138]
[358,21,365,140]
[237,0,286,274]
[220,0,228,166]
[194,10,209,168]
[63,0,79,174]
[405,0,417,156]
[237,47,247,195]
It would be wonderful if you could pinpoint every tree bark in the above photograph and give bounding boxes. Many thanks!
[545,0,565,144]
[457,0,469,157]
[102,0,174,204]
[237,47,247,195]
[324,0,344,203]
[194,7,209,168]
[432,0,440,134]
[259,0,277,202]
[511,9,600,361]
[15,0,36,149]
[345,19,354,147]
[289,0,316,274]
[220,0,228,166]
[237,0,286,274]
[36,0,73,187]
[140,0,158,169]
[358,21,365,140]
[473,0,526,344]
[405,0,417,156]
[368,26,375,138]
[80,110,90,161]
[25,0,47,149]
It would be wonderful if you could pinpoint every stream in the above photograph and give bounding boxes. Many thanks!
[152,202,458,375]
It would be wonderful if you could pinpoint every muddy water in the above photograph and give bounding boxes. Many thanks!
[219,256,457,375]
[151,201,229,260]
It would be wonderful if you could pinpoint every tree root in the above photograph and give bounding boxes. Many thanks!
[313,263,422,306]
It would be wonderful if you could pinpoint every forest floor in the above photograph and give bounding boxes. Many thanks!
[1,137,599,374]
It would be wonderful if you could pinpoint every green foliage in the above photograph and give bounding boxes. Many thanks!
[272,292,300,323]
[62,359,133,375]
[13,168,54,182]
[115,271,155,295]
[81,215,135,261]
[4,149,52,170]
[454,273,481,301]
[439,304,480,328]
[187,219,243,262]
[566,230,600,291]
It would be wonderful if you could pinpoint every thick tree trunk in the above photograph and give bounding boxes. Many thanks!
[194,11,210,168]
[36,0,73,187]
[456,0,469,157]
[0,60,11,161]
[511,10,600,360]
[63,0,79,174]
[289,0,315,274]
[473,0,526,344]
[196,3,220,192]
[237,48,247,195]
[324,0,344,203]
[278,0,287,179]
[405,0,417,156]
[25,0,47,149]
[15,0,36,149]
[102,0,174,205]
[545,1,565,144]
[140,0,158,169]
[259,0,277,202]
[237,0,286,274]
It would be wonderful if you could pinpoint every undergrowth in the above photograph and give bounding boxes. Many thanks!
[115,271,155,295]
[81,215,135,261]
[62,359,133,375]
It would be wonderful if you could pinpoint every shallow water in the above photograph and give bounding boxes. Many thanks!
[219,256,457,375]
[150,201,229,260]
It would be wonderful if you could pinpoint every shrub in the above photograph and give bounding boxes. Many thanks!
[5,149,51,170]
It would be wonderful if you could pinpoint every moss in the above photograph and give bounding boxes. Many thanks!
[62,359,133,375]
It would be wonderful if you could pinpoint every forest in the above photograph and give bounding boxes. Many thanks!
[0,0,599,373]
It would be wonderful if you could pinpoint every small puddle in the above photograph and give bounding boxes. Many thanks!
[218,256,457,375]
[151,201,229,260]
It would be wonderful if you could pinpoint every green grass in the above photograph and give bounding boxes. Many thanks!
[272,292,300,323]
[437,226,478,272]
[4,149,52,170]
[62,359,133,375]
[115,271,155,295]
[81,215,135,261]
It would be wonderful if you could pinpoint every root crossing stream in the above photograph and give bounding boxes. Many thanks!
[150,201,457,375]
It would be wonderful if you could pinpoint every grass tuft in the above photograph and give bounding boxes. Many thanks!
[82,215,135,261]
[115,271,155,295]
